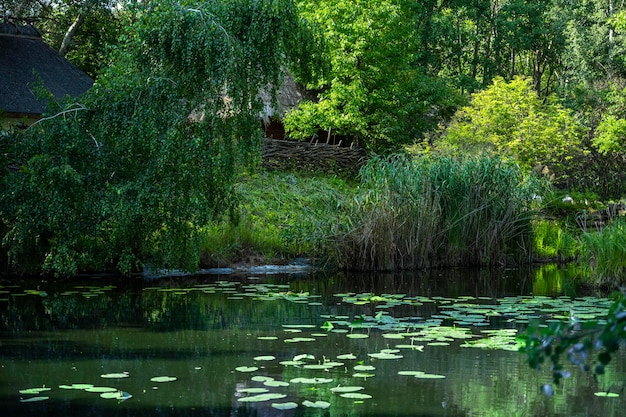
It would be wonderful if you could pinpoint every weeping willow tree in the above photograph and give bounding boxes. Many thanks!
[0,0,317,276]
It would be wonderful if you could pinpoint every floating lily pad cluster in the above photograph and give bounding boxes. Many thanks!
[18,371,176,404]
[234,352,383,410]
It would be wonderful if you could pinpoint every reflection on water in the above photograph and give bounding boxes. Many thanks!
[0,266,623,417]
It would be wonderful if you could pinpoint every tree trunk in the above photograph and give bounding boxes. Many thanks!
[58,12,85,57]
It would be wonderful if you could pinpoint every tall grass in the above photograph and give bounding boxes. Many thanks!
[336,155,541,270]
[579,219,626,286]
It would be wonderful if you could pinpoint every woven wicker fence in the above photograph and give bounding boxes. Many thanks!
[262,138,369,175]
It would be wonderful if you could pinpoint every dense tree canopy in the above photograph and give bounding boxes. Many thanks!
[0,0,313,276]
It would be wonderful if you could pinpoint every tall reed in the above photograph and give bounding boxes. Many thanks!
[337,155,540,270]
[579,219,626,286]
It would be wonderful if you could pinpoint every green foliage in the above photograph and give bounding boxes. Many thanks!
[199,171,356,266]
[441,76,584,173]
[579,219,626,286]
[593,116,626,156]
[532,219,580,261]
[336,155,541,270]
[284,0,462,153]
[0,0,310,276]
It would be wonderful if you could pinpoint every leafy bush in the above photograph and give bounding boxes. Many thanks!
[440,76,584,175]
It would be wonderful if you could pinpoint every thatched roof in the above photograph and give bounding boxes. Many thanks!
[0,23,93,118]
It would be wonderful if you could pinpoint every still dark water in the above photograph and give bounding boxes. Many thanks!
[1,265,624,417]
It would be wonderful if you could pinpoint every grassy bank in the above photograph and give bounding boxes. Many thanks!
[198,155,626,287]
[200,155,543,270]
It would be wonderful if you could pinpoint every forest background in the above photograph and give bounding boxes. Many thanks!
[1,0,626,281]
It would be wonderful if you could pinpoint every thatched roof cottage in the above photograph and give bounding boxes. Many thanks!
[0,23,93,129]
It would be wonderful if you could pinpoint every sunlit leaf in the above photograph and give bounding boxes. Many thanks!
[330,386,364,393]
[19,387,51,395]
[235,367,258,373]
[150,376,177,383]
[271,402,298,410]
[302,400,331,409]
[237,393,287,403]
[19,396,49,402]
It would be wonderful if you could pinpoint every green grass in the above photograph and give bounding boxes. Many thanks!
[579,219,626,286]
[198,171,357,267]
[532,219,580,261]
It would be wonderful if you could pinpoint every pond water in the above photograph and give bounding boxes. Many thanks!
[1,265,624,417]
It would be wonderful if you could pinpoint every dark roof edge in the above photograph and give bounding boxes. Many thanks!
[0,22,41,38]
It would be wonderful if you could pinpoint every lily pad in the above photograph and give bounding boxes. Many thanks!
[330,386,364,393]
[100,391,132,400]
[290,377,333,384]
[271,402,298,410]
[284,337,316,343]
[302,400,331,409]
[237,393,287,403]
[253,355,276,361]
[100,372,129,379]
[368,352,403,360]
[19,396,49,403]
[337,353,357,360]
[235,366,258,373]
[19,387,52,395]
[237,387,269,394]
[340,392,372,399]
[59,384,94,390]
[264,380,290,388]
[346,334,369,339]
[150,376,177,383]
[85,386,118,393]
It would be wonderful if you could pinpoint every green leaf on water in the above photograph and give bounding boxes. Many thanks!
[251,376,274,382]
[150,376,177,383]
[19,396,49,402]
[340,392,372,399]
[59,384,94,390]
[237,393,287,403]
[284,337,316,343]
[235,366,258,373]
[257,336,279,341]
[337,353,357,360]
[85,386,118,393]
[330,386,364,393]
[237,387,269,394]
[19,387,52,395]
[302,400,331,409]
[271,402,298,410]
[398,371,446,379]
[264,380,290,388]
[100,372,129,379]
[346,334,369,339]
[368,352,403,360]
[253,355,276,361]
[290,377,333,384]
[594,392,619,397]
[354,365,375,371]
[100,391,132,401]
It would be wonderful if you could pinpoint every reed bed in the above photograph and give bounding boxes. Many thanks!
[337,155,540,270]
[579,219,626,286]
